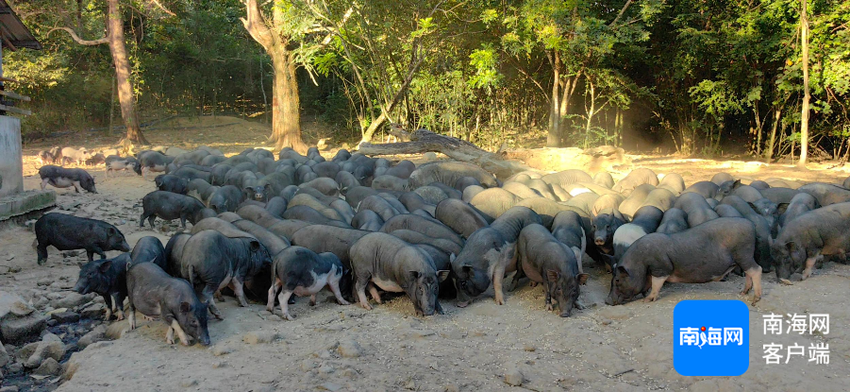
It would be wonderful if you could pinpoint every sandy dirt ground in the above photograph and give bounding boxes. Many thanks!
[3,117,850,392]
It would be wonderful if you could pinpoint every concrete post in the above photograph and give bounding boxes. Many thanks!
[0,115,23,197]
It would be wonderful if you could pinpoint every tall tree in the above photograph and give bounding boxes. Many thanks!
[51,0,148,145]
[798,0,810,167]
[241,0,308,153]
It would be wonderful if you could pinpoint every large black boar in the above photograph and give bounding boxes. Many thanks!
[606,218,762,306]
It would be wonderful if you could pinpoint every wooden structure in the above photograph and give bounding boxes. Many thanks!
[0,0,53,219]
[0,0,40,115]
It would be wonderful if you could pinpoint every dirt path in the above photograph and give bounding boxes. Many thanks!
[4,129,850,391]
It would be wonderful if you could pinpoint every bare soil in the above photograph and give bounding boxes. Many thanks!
[4,116,849,392]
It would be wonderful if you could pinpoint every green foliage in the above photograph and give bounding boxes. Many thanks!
[3,0,849,155]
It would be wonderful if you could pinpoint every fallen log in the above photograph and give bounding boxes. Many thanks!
[357,128,533,179]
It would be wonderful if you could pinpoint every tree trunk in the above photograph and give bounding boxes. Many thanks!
[271,49,307,152]
[765,107,782,162]
[241,0,307,153]
[547,51,561,147]
[798,0,810,167]
[106,0,147,145]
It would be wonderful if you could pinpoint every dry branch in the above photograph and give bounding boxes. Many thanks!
[357,128,533,179]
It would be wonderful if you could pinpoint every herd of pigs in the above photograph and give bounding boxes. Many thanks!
[30,145,850,348]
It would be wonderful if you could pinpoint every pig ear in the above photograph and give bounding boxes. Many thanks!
[578,273,589,285]
[546,269,560,282]
[249,240,261,251]
[98,260,113,273]
[747,202,759,213]
[107,227,117,236]
[613,209,625,222]
[179,301,192,313]
[616,265,629,277]
[449,253,456,263]
[462,266,473,276]
[776,203,790,216]
[436,270,450,282]
[733,179,742,188]
[786,241,798,253]
[408,270,421,280]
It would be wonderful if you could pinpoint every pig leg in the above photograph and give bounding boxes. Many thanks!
[179,216,187,230]
[102,294,114,320]
[355,275,373,310]
[230,278,249,307]
[435,300,445,315]
[166,325,175,344]
[802,254,823,280]
[508,267,526,292]
[544,281,554,311]
[86,250,95,262]
[643,275,668,302]
[267,278,282,312]
[73,181,82,193]
[36,242,49,265]
[40,178,49,190]
[202,283,224,320]
[139,212,148,228]
[741,266,763,304]
[309,295,317,306]
[328,279,350,306]
[492,264,508,305]
[127,303,137,330]
[111,293,125,320]
[277,290,295,320]
[368,283,383,304]
[171,319,191,346]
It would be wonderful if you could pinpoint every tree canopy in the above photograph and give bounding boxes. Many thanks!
[6,0,850,161]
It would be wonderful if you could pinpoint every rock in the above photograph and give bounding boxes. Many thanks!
[34,358,61,376]
[318,364,335,374]
[336,339,363,358]
[42,332,62,343]
[212,361,226,369]
[80,303,106,319]
[51,292,91,309]
[51,311,80,324]
[424,152,438,161]
[23,338,65,369]
[16,343,39,363]
[7,362,23,374]
[243,330,278,345]
[0,386,19,392]
[0,341,9,367]
[213,344,233,356]
[504,367,524,386]
[179,379,198,388]
[78,325,107,349]
[0,291,36,319]
[318,382,343,392]
[37,278,52,287]
[0,313,49,343]
[105,322,129,340]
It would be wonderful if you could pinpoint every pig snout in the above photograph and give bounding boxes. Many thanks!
[560,309,572,318]
[73,280,88,294]
[119,241,131,252]
[198,331,211,346]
